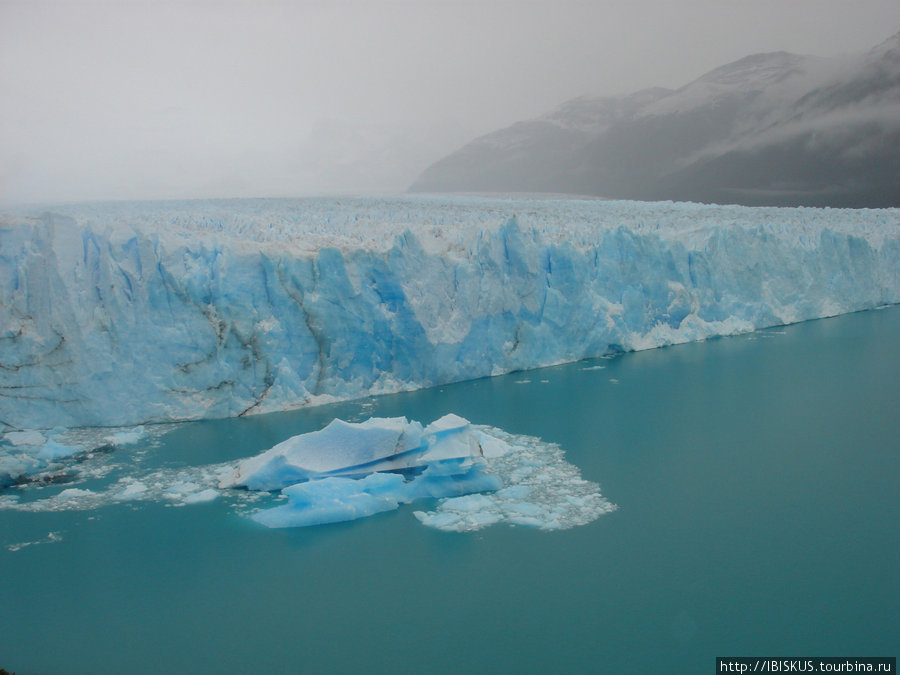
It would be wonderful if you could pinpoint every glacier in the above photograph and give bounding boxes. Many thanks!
[1,195,898,433]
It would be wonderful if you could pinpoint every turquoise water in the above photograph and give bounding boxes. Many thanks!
[2,307,898,674]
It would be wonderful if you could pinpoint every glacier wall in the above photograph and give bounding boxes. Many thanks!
[1,196,898,431]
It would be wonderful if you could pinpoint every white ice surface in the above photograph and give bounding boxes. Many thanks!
[1,195,897,431]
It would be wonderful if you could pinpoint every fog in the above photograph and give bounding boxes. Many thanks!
[1,0,897,205]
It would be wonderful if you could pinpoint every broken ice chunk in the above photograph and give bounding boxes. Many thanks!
[229,414,503,528]
[252,473,407,528]
[222,417,421,490]
[223,415,486,492]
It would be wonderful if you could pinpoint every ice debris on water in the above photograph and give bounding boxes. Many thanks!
[224,414,615,532]
[0,462,237,513]
[412,426,616,532]
[7,531,63,552]
[0,426,149,487]
[0,413,611,533]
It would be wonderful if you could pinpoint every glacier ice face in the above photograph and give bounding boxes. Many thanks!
[1,195,898,431]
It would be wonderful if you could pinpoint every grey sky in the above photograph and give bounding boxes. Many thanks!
[1,0,897,204]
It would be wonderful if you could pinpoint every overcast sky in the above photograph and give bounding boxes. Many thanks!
[1,0,898,204]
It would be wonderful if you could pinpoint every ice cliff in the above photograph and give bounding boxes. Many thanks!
[1,195,898,431]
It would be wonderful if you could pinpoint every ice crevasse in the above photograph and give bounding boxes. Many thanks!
[1,195,898,431]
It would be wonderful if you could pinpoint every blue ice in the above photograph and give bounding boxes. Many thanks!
[2,196,897,432]
[227,414,503,528]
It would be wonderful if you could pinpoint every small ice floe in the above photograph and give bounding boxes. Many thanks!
[181,488,220,504]
[0,431,85,487]
[105,426,146,446]
[35,439,83,461]
[413,426,616,532]
[31,488,106,512]
[4,431,46,447]
[7,531,63,552]
[113,480,149,501]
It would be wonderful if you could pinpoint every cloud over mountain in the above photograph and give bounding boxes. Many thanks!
[410,32,900,207]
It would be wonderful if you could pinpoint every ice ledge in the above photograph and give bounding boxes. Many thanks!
[1,196,898,431]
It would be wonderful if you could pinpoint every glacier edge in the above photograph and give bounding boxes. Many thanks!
[1,195,897,431]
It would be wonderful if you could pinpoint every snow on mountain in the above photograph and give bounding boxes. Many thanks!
[639,51,813,117]
[1,195,897,433]
[410,31,900,207]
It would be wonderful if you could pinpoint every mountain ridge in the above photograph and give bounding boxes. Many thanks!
[410,31,900,207]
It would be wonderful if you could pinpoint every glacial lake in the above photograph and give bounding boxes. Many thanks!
[2,305,898,674]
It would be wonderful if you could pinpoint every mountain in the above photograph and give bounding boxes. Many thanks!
[410,32,900,207]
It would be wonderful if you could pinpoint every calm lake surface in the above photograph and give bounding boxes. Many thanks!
[2,306,898,674]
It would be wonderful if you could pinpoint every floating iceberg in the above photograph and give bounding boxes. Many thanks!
[1,195,897,431]
[252,466,502,529]
[224,414,505,528]
[223,413,486,490]
[224,414,613,531]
